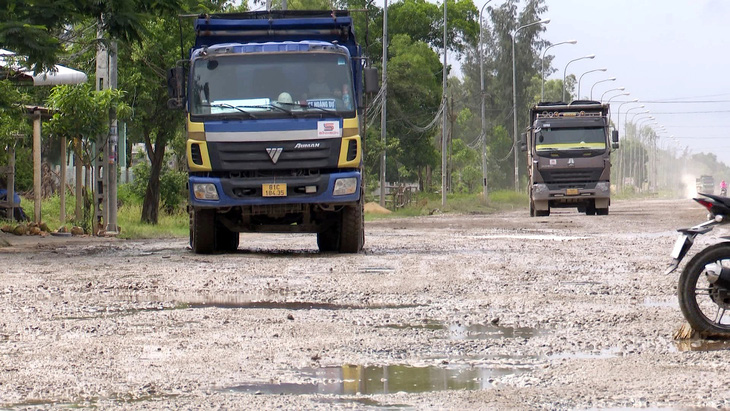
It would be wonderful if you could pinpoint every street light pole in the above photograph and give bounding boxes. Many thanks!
[478,0,492,204]
[589,77,616,100]
[607,92,629,104]
[379,0,388,207]
[541,39,577,101]
[600,87,625,102]
[577,68,606,99]
[615,99,638,191]
[441,0,448,207]
[512,18,550,191]
[562,54,594,101]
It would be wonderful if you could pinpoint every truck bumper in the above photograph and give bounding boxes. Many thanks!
[532,182,610,209]
[189,171,361,208]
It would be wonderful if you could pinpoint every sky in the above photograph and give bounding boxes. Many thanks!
[244,0,730,166]
[483,0,730,165]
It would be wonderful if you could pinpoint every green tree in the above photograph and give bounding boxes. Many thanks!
[0,0,183,73]
[387,33,442,190]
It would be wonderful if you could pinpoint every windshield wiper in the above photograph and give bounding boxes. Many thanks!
[277,101,339,117]
[202,103,258,119]
[245,103,298,117]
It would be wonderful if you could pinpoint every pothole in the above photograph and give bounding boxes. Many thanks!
[675,339,730,352]
[223,362,531,395]
[381,321,544,340]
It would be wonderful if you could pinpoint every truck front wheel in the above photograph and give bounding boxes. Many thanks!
[191,208,215,254]
[339,201,364,253]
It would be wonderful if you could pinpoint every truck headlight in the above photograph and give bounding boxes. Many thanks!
[533,183,548,194]
[596,182,610,193]
[193,183,219,200]
[333,177,357,196]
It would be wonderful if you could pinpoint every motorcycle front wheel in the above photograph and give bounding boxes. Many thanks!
[678,242,730,337]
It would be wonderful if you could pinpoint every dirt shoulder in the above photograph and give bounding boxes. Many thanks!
[1,198,728,409]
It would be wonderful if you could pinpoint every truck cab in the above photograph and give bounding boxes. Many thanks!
[169,11,378,253]
[522,100,617,216]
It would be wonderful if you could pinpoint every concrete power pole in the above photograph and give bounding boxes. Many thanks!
[379,0,388,207]
[95,21,119,235]
[106,41,119,234]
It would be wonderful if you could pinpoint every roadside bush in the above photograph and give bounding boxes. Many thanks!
[130,156,187,214]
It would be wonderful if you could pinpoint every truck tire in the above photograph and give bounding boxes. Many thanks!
[339,201,364,253]
[585,202,597,215]
[215,223,239,252]
[191,208,215,254]
[596,207,609,215]
[535,208,550,217]
[317,226,340,252]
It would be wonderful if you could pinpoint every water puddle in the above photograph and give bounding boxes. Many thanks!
[58,294,421,320]
[674,338,730,352]
[131,294,420,311]
[172,301,420,311]
[547,347,621,360]
[643,296,678,308]
[382,321,543,340]
[471,234,589,241]
[224,363,530,395]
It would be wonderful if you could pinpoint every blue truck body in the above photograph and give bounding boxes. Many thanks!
[180,11,368,254]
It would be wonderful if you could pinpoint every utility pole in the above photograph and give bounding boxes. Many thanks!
[94,22,108,235]
[441,0,448,208]
[106,41,119,234]
[95,19,119,235]
[379,0,388,207]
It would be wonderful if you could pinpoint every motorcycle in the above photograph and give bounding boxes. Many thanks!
[667,193,730,337]
[722,187,727,197]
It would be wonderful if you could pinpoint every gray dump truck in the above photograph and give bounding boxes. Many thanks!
[521,100,619,216]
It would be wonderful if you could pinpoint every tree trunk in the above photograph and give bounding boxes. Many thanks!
[141,131,167,224]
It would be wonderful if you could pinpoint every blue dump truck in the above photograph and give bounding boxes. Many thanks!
[168,10,378,254]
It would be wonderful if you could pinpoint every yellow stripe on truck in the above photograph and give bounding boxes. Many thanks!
[187,139,212,171]
[338,136,361,168]
[187,115,206,141]
[342,116,359,137]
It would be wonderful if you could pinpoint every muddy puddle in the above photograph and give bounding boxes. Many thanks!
[674,338,730,352]
[223,362,529,396]
[382,321,543,340]
[56,293,422,320]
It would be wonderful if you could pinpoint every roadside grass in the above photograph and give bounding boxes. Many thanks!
[365,190,528,220]
[5,187,682,238]
[1,193,188,239]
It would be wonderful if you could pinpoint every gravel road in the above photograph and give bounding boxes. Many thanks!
[2,197,730,409]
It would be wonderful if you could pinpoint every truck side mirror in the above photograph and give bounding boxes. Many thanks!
[611,129,619,149]
[520,132,527,152]
[364,67,379,94]
[167,67,185,110]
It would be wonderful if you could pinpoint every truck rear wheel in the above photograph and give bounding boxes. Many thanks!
[317,227,339,252]
[597,207,609,215]
[339,201,364,253]
[215,223,239,252]
[191,208,215,254]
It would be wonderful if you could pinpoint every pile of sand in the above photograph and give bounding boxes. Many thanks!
[364,202,391,214]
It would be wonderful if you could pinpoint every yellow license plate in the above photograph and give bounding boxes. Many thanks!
[262,183,287,197]
[566,188,579,195]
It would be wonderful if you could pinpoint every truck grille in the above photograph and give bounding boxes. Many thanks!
[207,140,338,171]
[540,169,602,189]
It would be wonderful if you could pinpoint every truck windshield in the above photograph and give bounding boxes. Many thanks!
[536,127,606,151]
[189,52,355,118]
